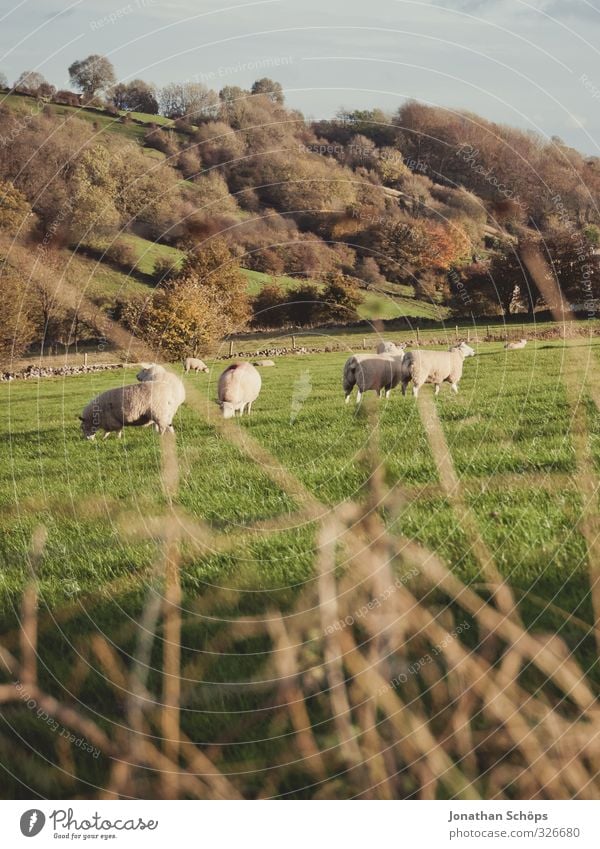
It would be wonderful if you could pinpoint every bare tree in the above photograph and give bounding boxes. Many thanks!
[159,82,218,120]
[13,70,48,95]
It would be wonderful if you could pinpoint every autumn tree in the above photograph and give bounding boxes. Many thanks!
[451,248,538,318]
[360,216,469,282]
[0,258,35,363]
[356,256,386,286]
[375,147,408,186]
[68,55,116,101]
[258,153,357,214]
[123,277,225,359]
[538,229,600,304]
[217,85,253,127]
[360,217,426,281]
[68,145,121,242]
[251,282,287,327]
[285,282,322,326]
[0,179,32,234]
[180,238,249,329]
[128,238,251,356]
[111,79,158,114]
[251,78,284,104]
[314,108,397,148]
[319,271,363,322]
[159,82,218,120]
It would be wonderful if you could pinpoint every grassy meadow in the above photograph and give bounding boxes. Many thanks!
[1,337,598,796]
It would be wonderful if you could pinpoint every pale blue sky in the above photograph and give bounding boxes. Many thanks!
[2,0,600,152]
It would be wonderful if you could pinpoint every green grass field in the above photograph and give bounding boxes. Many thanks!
[2,332,598,796]
[117,233,185,276]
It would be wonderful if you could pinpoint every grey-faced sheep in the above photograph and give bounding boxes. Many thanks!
[375,340,406,355]
[505,339,527,350]
[218,362,262,418]
[184,356,209,373]
[80,380,184,440]
[400,341,475,397]
[343,352,405,404]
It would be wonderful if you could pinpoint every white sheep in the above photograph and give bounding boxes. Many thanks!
[343,351,405,404]
[505,338,527,350]
[253,359,276,367]
[375,340,406,355]
[400,341,475,397]
[137,362,186,408]
[218,362,262,418]
[79,380,184,440]
[184,356,209,373]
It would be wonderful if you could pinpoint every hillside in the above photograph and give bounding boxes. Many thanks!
[0,79,598,360]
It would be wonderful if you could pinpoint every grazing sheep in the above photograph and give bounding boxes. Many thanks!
[253,359,276,367]
[218,362,262,418]
[80,380,184,440]
[400,341,475,397]
[375,340,406,355]
[505,338,528,350]
[343,352,405,404]
[137,363,186,408]
[184,356,209,373]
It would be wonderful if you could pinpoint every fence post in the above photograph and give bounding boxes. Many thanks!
[487,324,490,340]
[467,328,470,342]
[455,325,459,341]
[229,340,234,357]
[292,335,296,351]
[83,353,88,368]
[362,338,366,350]
[416,327,420,344]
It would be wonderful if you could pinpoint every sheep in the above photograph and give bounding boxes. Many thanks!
[505,338,528,350]
[343,352,405,404]
[375,340,406,355]
[400,341,475,397]
[137,363,186,408]
[184,356,209,373]
[218,362,262,418]
[79,379,184,440]
[253,359,276,367]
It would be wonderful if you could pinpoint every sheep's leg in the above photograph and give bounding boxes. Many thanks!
[412,385,419,398]
[167,424,175,434]
[344,392,351,404]
[401,382,408,397]
[385,388,391,399]
[117,430,123,439]
[451,383,459,394]
[434,384,440,396]
[103,431,111,440]
[355,389,362,404]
